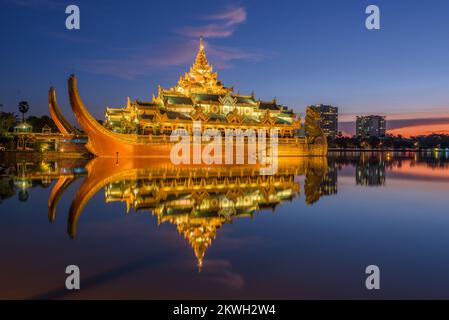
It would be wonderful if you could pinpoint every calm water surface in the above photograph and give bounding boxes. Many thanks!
[1,151,449,299]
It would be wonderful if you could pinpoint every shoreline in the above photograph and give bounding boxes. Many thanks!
[328,148,448,152]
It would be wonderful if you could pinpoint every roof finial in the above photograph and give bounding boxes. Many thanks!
[199,33,204,50]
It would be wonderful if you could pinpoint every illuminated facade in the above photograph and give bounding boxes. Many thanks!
[356,115,386,138]
[311,104,338,139]
[49,36,327,157]
[104,35,299,138]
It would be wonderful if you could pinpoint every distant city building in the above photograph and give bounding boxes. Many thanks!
[320,159,338,195]
[356,115,386,138]
[356,157,386,186]
[312,104,338,139]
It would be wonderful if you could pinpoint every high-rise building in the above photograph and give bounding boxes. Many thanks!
[312,104,338,139]
[356,115,386,138]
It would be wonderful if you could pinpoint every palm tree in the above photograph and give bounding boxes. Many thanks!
[18,101,30,122]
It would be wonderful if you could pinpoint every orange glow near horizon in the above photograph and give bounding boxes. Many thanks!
[388,123,449,137]
[339,111,449,122]
[389,161,449,179]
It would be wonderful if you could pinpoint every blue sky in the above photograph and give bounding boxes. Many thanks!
[1,0,449,128]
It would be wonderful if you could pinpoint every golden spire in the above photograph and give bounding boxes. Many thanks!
[199,32,204,50]
[170,34,232,95]
[154,214,226,271]
[193,33,210,72]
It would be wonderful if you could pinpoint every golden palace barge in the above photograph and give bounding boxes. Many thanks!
[49,35,327,158]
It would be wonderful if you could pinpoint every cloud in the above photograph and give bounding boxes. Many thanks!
[77,5,268,79]
[208,6,247,25]
[4,0,60,8]
[79,38,268,80]
[206,43,266,69]
[201,259,245,290]
[388,123,449,137]
[386,117,449,130]
[339,117,449,136]
[45,31,94,44]
[176,6,247,38]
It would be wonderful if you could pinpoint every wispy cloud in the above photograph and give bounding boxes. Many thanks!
[4,0,60,8]
[78,38,267,80]
[78,41,197,80]
[200,259,245,290]
[176,6,247,38]
[339,116,449,136]
[388,123,449,137]
[78,6,269,80]
[45,31,94,44]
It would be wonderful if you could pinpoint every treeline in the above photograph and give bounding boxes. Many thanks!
[330,134,449,150]
[0,113,58,133]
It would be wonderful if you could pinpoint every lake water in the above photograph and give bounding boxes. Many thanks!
[1,151,449,299]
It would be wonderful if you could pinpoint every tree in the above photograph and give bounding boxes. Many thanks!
[26,115,57,133]
[0,112,18,132]
[18,101,30,122]
[18,189,29,202]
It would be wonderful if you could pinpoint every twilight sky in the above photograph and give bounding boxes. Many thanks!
[1,0,449,134]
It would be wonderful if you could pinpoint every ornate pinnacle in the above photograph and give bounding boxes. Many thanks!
[199,33,204,51]
[194,33,209,70]
[170,33,231,94]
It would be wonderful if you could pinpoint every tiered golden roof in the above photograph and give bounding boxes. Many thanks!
[48,38,327,157]
[104,34,303,138]
[173,34,231,95]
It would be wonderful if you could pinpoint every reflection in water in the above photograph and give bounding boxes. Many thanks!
[65,157,328,269]
[320,157,338,195]
[356,154,386,186]
[103,171,302,269]
[1,151,448,271]
[0,155,329,268]
[0,159,88,204]
[1,151,449,298]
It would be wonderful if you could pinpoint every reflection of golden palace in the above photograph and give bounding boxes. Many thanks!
[104,166,302,269]
[46,157,329,269]
[49,35,327,157]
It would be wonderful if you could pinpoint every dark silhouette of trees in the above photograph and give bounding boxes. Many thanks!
[26,115,58,133]
[330,134,448,150]
[0,112,18,132]
[18,189,29,202]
